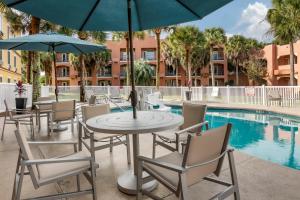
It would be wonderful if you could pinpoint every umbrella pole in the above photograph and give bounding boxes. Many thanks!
[127,0,137,119]
[52,47,58,102]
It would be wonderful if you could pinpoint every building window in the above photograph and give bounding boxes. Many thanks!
[0,76,2,83]
[14,79,16,83]
[120,48,135,61]
[0,15,2,32]
[97,65,112,77]
[58,67,69,77]
[142,49,156,60]
[7,78,11,83]
[8,51,10,64]
[14,56,16,69]
[212,49,224,60]
[0,50,2,63]
[62,53,68,62]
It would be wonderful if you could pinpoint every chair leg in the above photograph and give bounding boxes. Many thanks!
[179,173,190,200]
[30,117,34,140]
[126,135,131,165]
[11,150,22,200]
[15,164,25,200]
[71,119,74,134]
[136,160,143,200]
[152,133,156,159]
[76,175,81,192]
[1,116,6,141]
[228,150,240,200]
[90,161,97,200]
[109,137,113,153]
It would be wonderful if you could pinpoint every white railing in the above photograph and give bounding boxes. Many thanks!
[0,83,32,112]
[38,85,300,108]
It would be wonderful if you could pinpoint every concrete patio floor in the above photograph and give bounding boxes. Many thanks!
[0,116,300,200]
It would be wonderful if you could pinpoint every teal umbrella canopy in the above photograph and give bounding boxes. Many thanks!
[0,32,105,54]
[3,0,232,31]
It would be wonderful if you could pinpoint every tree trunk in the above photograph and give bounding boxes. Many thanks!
[126,37,130,86]
[210,47,215,86]
[176,65,179,86]
[155,30,161,89]
[78,32,88,102]
[289,42,295,86]
[235,60,239,86]
[30,16,41,103]
[186,48,191,89]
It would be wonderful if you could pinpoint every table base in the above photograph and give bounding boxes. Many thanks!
[52,124,68,132]
[117,170,158,195]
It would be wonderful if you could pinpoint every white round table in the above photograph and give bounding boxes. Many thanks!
[86,111,183,195]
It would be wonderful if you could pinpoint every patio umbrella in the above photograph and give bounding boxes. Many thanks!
[3,0,233,118]
[0,32,106,101]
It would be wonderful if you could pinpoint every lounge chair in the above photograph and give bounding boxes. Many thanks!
[146,92,171,112]
[35,96,53,132]
[79,104,131,164]
[267,90,282,106]
[152,102,208,158]
[137,123,240,200]
[1,99,34,140]
[49,100,76,135]
[12,123,97,200]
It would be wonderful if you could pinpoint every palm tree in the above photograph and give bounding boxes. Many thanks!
[169,26,205,88]
[161,39,182,86]
[190,45,210,86]
[149,27,174,89]
[134,59,154,86]
[225,35,247,86]
[267,0,300,85]
[112,31,145,86]
[204,28,226,86]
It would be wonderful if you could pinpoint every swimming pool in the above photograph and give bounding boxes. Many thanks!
[113,106,300,170]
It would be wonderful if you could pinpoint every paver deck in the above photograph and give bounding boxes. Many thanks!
[0,112,300,200]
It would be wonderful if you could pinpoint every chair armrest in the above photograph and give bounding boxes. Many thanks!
[78,120,94,135]
[175,121,209,136]
[137,155,185,173]
[23,156,92,165]
[28,141,78,145]
[144,101,157,106]
[186,149,232,169]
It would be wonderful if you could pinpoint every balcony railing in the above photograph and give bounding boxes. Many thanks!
[120,71,127,77]
[165,71,176,76]
[97,72,112,77]
[56,58,69,63]
[57,72,69,77]
[212,53,224,61]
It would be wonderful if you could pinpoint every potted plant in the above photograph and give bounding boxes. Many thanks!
[14,80,27,113]
[185,80,192,101]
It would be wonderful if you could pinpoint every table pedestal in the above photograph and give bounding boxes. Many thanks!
[117,170,157,195]
[117,134,158,195]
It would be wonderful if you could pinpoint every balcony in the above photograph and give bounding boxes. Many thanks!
[56,57,69,63]
[120,70,127,77]
[165,71,176,76]
[97,72,112,77]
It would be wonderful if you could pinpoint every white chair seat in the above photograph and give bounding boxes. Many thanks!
[144,152,183,188]
[38,151,90,183]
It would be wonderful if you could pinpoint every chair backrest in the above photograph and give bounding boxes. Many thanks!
[182,124,231,186]
[88,95,97,105]
[52,100,75,122]
[37,96,53,111]
[14,126,39,187]
[85,89,94,102]
[81,104,110,123]
[4,99,13,119]
[147,92,162,107]
[180,102,207,130]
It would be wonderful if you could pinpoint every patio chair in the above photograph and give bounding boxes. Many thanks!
[49,100,76,135]
[109,87,124,103]
[137,123,240,200]
[1,99,34,141]
[267,90,282,106]
[146,92,171,112]
[79,104,131,164]
[88,95,97,105]
[35,96,53,132]
[12,123,97,200]
[152,102,208,158]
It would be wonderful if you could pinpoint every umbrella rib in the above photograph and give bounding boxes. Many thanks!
[175,0,202,19]
[79,0,101,31]
[7,0,28,7]
[8,42,27,50]
[70,43,85,54]
[133,0,142,30]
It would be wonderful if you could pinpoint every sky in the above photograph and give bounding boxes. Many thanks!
[182,0,272,42]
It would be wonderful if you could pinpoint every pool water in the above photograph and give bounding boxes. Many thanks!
[113,106,300,170]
